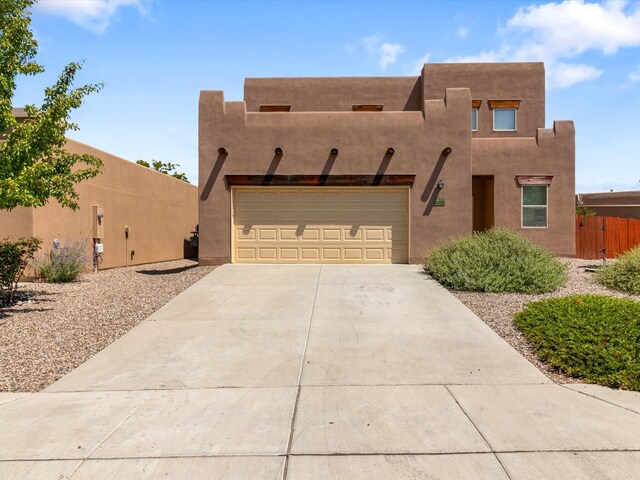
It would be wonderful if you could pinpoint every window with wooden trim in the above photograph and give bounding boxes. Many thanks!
[522,185,548,228]
[471,100,481,131]
[493,108,516,131]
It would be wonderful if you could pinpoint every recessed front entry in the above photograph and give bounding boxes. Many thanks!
[232,187,408,264]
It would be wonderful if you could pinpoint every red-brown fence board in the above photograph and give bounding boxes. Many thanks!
[576,214,640,259]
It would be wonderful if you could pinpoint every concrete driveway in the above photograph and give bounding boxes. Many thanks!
[2,264,640,479]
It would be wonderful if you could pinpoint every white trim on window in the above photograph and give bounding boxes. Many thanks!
[493,108,517,132]
[521,185,548,229]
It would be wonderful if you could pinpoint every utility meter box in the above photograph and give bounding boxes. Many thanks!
[92,205,104,239]
[95,243,104,254]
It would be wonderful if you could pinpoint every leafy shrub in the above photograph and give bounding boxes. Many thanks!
[34,238,90,283]
[595,245,640,294]
[0,237,42,307]
[576,205,596,216]
[515,294,640,391]
[423,227,567,293]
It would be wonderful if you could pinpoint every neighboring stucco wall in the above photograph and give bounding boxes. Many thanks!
[0,207,33,239]
[199,88,473,265]
[578,191,640,219]
[472,122,576,256]
[4,139,198,270]
[245,76,422,112]
[424,63,545,139]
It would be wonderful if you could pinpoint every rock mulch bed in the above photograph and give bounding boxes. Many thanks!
[0,259,214,392]
[452,257,640,384]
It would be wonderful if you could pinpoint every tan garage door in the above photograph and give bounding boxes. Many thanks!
[232,187,408,264]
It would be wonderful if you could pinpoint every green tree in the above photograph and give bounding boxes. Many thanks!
[136,159,190,183]
[0,0,103,210]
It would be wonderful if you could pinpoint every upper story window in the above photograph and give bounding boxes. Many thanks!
[494,108,516,131]
[471,100,481,132]
[489,100,520,132]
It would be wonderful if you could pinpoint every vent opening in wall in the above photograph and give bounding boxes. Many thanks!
[352,105,383,112]
[259,105,291,112]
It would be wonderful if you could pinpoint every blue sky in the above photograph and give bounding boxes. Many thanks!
[12,0,640,192]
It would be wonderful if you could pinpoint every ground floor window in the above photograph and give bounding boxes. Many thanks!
[522,185,548,228]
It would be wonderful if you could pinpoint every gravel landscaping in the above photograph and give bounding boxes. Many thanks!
[452,257,640,384]
[0,259,214,392]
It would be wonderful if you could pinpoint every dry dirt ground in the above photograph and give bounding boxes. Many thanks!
[0,259,214,392]
[452,258,640,384]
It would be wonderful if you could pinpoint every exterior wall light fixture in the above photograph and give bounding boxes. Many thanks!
[437,179,445,189]
[331,148,339,155]
[275,147,283,156]
[218,147,228,155]
[386,147,395,155]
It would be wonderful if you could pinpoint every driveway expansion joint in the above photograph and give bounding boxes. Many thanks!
[558,383,640,417]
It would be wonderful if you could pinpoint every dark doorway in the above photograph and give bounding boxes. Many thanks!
[472,176,495,232]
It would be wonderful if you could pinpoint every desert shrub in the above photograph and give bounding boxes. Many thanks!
[595,245,640,294]
[515,294,640,391]
[423,227,568,293]
[0,237,42,307]
[34,238,90,283]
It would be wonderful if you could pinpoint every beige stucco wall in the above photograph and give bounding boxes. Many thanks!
[244,76,422,112]
[0,139,198,270]
[578,190,640,219]
[200,88,473,265]
[0,207,33,239]
[472,122,576,256]
[424,63,545,139]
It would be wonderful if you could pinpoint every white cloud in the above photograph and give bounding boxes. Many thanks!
[362,34,382,55]
[446,0,640,89]
[347,34,405,72]
[621,64,640,88]
[550,62,603,88]
[508,0,640,56]
[411,53,431,74]
[378,42,405,71]
[457,26,469,39]
[36,0,149,34]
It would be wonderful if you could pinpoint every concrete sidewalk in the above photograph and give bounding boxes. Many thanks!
[1,264,640,479]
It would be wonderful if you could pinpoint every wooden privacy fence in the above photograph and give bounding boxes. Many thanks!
[576,214,640,259]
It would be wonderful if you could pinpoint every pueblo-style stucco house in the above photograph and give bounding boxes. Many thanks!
[198,62,575,265]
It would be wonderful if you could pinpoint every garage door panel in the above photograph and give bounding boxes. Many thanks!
[322,229,341,241]
[233,187,408,264]
[280,248,298,260]
[278,210,299,222]
[280,229,298,241]
[257,229,278,241]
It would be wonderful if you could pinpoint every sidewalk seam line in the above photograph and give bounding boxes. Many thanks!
[444,385,513,480]
[68,390,154,479]
[558,384,640,418]
[282,265,322,480]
